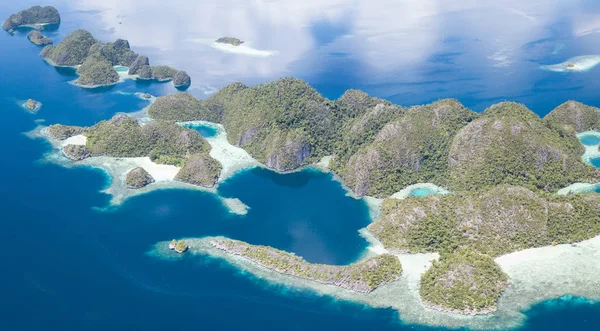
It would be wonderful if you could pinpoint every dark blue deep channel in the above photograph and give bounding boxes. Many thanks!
[1,5,600,331]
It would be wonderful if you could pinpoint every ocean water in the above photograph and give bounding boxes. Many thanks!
[2,1,600,330]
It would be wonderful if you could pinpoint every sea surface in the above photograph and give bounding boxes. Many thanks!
[2,1,600,330]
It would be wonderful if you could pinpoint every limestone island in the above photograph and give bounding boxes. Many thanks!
[215,37,244,46]
[45,115,221,188]
[2,6,60,33]
[136,77,600,327]
[23,99,42,113]
[39,29,191,89]
[169,239,189,253]
[126,167,155,189]
[27,30,52,46]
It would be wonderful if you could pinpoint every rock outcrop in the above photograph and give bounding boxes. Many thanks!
[46,124,85,140]
[3,6,60,31]
[215,37,244,46]
[125,167,155,189]
[27,30,52,45]
[40,29,97,66]
[75,55,119,87]
[62,144,90,161]
[173,71,191,88]
[175,154,221,187]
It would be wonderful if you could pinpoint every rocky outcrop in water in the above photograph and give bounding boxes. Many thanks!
[3,6,60,32]
[40,29,97,66]
[173,71,191,88]
[62,144,90,161]
[125,167,155,189]
[46,124,85,140]
[27,30,52,45]
[175,154,221,187]
[215,37,244,46]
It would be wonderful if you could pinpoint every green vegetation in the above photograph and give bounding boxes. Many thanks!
[75,55,119,87]
[215,37,244,46]
[128,55,149,75]
[369,186,600,257]
[212,238,402,293]
[3,6,60,31]
[175,240,188,253]
[333,99,476,197]
[46,124,85,140]
[173,71,191,88]
[87,39,138,67]
[125,167,155,189]
[148,93,207,121]
[40,29,97,66]
[174,154,221,187]
[544,101,600,133]
[84,114,211,166]
[420,250,509,314]
[27,30,52,45]
[140,65,178,81]
[62,144,90,161]
[448,102,598,192]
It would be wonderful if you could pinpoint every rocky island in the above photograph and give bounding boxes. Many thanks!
[46,114,221,187]
[27,31,52,45]
[126,167,155,189]
[169,239,189,253]
[3,6,60,33]
[211,238,402,293]
[23,99,42,113]
[215,37,244,46]
[39,29,191,89]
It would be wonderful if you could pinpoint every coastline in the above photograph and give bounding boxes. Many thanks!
[149,233,600,330]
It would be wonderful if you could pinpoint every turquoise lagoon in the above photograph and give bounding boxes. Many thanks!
[3,1,600,330]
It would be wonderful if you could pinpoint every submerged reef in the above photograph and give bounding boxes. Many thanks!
[3,6,60,32]
[39,29,190,88]
[211,238,402,293]
[215,37,244,46]
[27,30,52,45]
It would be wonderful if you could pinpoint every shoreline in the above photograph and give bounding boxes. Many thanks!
[149,233,600,330]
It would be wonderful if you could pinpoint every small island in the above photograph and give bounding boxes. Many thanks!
[169,239,189,253]
[125,167,155,189]
[27,31,52,46]
[39,29,191,89]
[48,114,222,187]
[215,37,244,46]
[3,6,60,33]
[211,238,402,293]
[23,99,42,113]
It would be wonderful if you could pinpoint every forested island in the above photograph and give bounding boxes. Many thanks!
[140,77,600,315]
[39,28,191,88]
[27,31,52,45]
[2,6,60,34]
[46,115,221,187]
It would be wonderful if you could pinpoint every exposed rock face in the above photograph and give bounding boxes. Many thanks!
[125,167,155,189]
[27,30,52,45]
[75,55,119,87]
[339,99,475,197]
[46,124,85,140]
[264,130,312,171]
[173,71,191,88]
[420,250,509,315]
[62,144,90,161]
[545,100,600,133]
[3,6,60,31]
[128,55,149,75]
[448,102,598,192]
[211,238,403,293]
[174,154,221,187]
[25,99,41,112]
[215,37,244,46]
[40,29,97,66]
[87,39,138,67]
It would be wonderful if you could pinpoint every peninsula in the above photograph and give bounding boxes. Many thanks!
[39,29,191,89]
[2,6,60,33]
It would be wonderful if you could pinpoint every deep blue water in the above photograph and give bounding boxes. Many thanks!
[2,1,600,330]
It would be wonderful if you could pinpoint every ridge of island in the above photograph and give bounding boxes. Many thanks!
[2,6,60,34]
[39,28,191,89]
[46,77,600,321]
